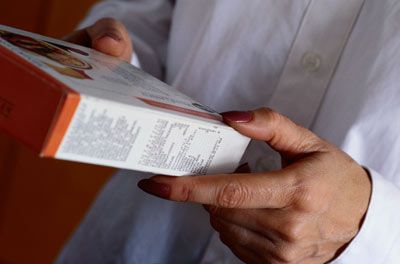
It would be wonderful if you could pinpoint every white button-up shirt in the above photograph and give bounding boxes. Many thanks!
[57,0,400,263]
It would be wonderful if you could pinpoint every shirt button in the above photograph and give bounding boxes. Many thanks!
[301,52,321,72]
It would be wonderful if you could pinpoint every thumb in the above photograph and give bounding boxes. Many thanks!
[65,18,133,62]
[221,108,328,158]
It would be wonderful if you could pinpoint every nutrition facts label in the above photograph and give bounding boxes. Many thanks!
[138,119,223,174]
[60,102,141,162]
[55,96,248,175]
[0,25,249,176]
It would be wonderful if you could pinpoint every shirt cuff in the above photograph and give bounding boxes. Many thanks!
[333,168,400,263]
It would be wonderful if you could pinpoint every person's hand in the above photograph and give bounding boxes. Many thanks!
[64,17,133,62]
[137,108,372,263]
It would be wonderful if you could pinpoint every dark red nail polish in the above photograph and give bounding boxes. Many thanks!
[137,179,171,199]
[220,111,254,123]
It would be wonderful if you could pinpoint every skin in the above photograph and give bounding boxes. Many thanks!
[64,17,133,62]
[65,18,372,264]
[138,109,372,264]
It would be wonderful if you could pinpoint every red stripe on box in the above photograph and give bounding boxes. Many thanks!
[137,97,221,121]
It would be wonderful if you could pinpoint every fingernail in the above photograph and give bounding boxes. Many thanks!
[220,111,254,123]
[137,179,171,199]
[100,32,122,42]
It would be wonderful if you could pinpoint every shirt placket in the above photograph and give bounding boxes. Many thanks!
[200,0,366,262]
[268,0,366,129]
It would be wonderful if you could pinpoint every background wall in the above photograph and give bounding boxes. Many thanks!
[0,1,116,263]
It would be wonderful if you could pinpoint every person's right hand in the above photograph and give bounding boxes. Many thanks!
[64,17,133,62]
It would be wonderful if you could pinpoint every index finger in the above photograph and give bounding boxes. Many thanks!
[137,170,298,209]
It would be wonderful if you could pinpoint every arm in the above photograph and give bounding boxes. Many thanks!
[137,108,379,263]
[333,168,400,263]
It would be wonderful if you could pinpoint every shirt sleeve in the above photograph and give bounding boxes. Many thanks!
[77,0,174,79]
[333,168,400,264]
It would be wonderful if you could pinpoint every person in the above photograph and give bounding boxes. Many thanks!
[56,0,400,263]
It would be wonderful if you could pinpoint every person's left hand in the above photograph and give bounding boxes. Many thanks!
[137,108,372,263]
[64,18,133,62]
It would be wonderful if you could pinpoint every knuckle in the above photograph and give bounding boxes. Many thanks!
[258,108,288,144]
[176,181,195,202]
[259,108,327,154]
[216,180,249,208]
[307,244,322,258]
[280,218,306,243]
[233,227,252,247]
[237,230,252,247]
[297,134,325,154]
[311,139,329,152]
[259,107,283,125]
[274,245,300,263]
[292,183,322,212]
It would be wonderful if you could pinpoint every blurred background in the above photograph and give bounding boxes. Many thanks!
[0,1,116,263]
